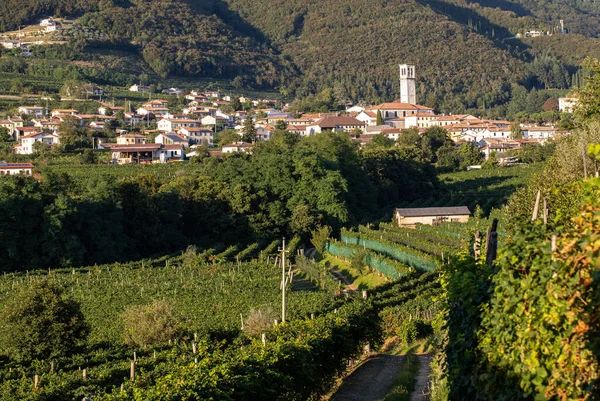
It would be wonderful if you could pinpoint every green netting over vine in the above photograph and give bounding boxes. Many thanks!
[340,234,437,271]
[325,241,411,278]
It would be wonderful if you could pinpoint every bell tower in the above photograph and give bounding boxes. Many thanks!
[399,64,416,104]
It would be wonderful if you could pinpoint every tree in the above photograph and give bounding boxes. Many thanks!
[436,144,459,170]
[0,127,11,142]
[79,149,97,164]
[215,129,241,146]
[0,279,89,363]
[275,119,288,131]
[121,300,179,347]
[230,96,242,111]
[369,133,394,148]
[242,117,257,143]
[422,126,451,163]
[510,123,523,139]
[574,57,600,124]
[376,109,384,125]
[456,142,483,169]
[59,116,92,149]
[310,225,331,255]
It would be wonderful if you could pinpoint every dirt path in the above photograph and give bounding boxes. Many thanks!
[330,267,358,293]
[330,354,405,401]
[410,354,432,401]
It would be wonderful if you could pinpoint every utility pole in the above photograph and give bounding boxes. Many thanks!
[279,237,290,323]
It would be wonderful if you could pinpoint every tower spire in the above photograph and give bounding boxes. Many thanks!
[399,64,416,104]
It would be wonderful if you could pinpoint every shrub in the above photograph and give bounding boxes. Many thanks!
[0,279,89,363]
[243,307,276,336]
[396,319,433,345]
[121,300,179,347]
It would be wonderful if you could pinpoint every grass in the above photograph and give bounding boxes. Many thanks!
[382,354,420,401]
[319,254,387,290]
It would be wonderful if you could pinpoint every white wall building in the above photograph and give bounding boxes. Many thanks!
[15,132,60,154]
[0,162,33,176]
[399,64,417,105]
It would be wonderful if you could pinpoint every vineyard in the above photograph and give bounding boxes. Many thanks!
[394,165,537,215]
[0,232,443,400]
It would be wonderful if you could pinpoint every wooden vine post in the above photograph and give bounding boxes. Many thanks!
[473,230,482,259]
[485,218,499,268]
[279,237,290,323]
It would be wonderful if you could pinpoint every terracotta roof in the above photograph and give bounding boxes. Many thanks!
[180,127,212,132]
[163,144,184,150]
[21,132,56,139]
[316,116,364,128]
[112,144,162,152]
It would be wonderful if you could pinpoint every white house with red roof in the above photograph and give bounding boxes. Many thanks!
[157,118,199,132]
[305,115,366,136]
[0,162,34,176]
[15,132,60,154]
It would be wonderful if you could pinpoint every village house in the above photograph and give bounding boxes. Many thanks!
[129,84,151,93]
[404,112,437,129]
[356,111,378,126]
[522,125,556,139]
[0,162,34,176]
[89,121,106,131]
[346,105,366,113]
[222,142,253,153]
[394,206,471,228]
[370,102,434,119]
[110,143,184,164]
[15,132,60,154]
[204,91,221,99]
[155,133,189,147]
[18,106,45,118]
[15,126,42,141]
[157,118,199,132]
[305,115,366,136]
[479,138,520,159]
[178,126,214,145]
[137,100,169,117]
[51,109,79,117]
[162,88,183,96]
[385,117,406,129]
[558,95,578,113]
[122,113,143,125]
[428,115,477,128]
[98,105,124,115]
[117,133,146,145]
[0,117,25,140]
[84,85,103,96]
[382,128,402,140]
[1,40,21,50]
[201,115,228,128]
[32,119,60,134]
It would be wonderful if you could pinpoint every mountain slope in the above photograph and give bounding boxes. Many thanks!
[0,0,599,111]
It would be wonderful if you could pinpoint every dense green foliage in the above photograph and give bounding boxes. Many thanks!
[0,252,441,400]
[0,0,596,112]
[0,280,89,363]
[438,179,600,400]
[0,132,438,271]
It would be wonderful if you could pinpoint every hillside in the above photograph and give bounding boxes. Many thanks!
[0,0,598,110]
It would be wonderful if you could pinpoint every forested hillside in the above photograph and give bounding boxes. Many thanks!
[1,0,599,110]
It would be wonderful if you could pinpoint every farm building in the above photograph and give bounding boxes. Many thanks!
[394,206,470,228]
[0,162,33,175]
